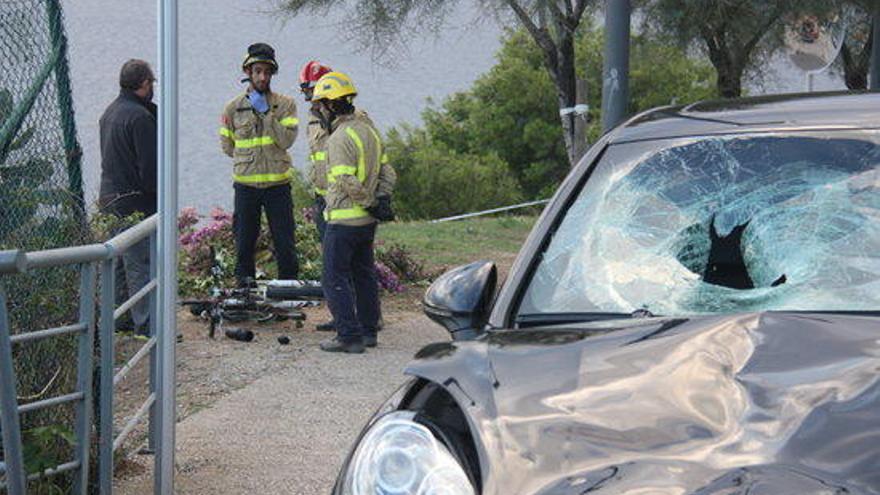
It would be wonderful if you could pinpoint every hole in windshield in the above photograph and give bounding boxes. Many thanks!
[518,132,880,318]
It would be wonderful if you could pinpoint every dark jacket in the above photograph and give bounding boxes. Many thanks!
[98,89,157,216]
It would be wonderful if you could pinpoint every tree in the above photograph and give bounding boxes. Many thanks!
[276,0,595,166]
[839,4,872,89]
[386,26,717,206]
[644,0,798,98]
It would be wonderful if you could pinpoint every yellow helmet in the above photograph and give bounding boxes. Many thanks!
[312,71,357,101]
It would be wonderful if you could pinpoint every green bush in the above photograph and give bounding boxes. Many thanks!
[387,25,719,211]
[386,131,524,220]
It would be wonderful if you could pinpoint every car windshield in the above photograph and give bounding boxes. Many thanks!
[518,131,880,318]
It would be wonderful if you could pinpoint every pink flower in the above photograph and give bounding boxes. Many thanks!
[178,206,199,231]
[210,207,233,223]
[375,261,405,293]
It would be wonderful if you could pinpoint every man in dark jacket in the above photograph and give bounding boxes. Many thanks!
[98,59,157,336]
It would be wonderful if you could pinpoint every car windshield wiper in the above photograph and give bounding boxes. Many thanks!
[515,310,653,327]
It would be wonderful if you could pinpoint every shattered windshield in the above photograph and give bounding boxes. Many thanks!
[519,132,880,317]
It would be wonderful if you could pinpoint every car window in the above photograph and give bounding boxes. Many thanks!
[518,131,880,317]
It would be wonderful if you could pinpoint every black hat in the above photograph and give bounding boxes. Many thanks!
[242,42,278,73]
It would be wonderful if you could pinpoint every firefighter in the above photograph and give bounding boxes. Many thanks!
[299,60,337,332]
[220,43,300,286]
[299,60,334,241]
[312,71,396,353]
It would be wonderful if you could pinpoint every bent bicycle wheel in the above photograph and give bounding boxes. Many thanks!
[265,285,324,300]
[222,310,275,323]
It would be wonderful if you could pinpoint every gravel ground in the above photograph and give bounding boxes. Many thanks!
[112,305,447,494]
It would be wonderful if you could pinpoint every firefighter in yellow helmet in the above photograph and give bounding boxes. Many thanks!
[219,43,300,286]
[312,71,396,353]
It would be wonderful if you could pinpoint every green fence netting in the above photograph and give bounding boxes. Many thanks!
[1,0,89,492]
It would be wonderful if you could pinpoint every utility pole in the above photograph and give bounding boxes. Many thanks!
[602,0,631,132]
[156,0,178,493]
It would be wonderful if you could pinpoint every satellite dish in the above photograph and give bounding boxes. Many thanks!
[784,11,846,90]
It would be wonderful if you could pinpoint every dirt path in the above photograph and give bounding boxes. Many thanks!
[113,308,445,494]
[110,249,520,493]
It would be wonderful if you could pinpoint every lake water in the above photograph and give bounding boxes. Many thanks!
[61,1,844,214]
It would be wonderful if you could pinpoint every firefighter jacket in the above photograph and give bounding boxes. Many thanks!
[324,112,397,226]
[307,108,389,198]
[306,106,329,196]
[220,91,299,188]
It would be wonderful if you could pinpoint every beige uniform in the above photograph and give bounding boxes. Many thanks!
[324,112,397,226]
[306,108,330,196]
[308,109,395,198]
[219,92,299,187]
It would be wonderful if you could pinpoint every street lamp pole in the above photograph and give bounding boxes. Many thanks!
[156,0,178,493]
[602,0,632,132]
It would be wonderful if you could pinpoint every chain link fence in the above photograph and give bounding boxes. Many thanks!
[0,0,90,491]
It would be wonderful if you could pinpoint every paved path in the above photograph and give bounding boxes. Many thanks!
[115,314,447,495]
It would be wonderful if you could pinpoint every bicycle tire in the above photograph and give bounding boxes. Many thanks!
[265,285,324,300]
[223,310,274,323]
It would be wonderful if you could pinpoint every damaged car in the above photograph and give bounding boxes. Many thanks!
[333,92,880,495]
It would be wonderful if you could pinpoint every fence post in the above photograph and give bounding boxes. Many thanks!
[0,287,26,494]
[98,259,116,495]
[73,263,97,495]
[45,0,85,210]
[148,230,158,453]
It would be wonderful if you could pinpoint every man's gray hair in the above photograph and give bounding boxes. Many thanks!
[119,59,154,90]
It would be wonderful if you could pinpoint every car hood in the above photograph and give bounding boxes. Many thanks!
[405,312,880,495]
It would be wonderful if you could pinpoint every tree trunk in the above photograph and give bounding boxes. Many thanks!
[554,30,581,167]
[716,64,743,98]
[842,42,868,90]
[701,28,744,99]
[841,25,872,91]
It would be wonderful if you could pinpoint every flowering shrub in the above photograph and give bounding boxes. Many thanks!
[178,207,243,295]
[176,205,413,296]
[375,260,404,293]
[375,242,432,283]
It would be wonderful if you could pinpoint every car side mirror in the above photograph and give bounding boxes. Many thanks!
[423,260,497,341]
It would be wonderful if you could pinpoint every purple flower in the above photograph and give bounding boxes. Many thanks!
[302,205,317,224]
[178,206,199,231]
[210,207,233,223]
[375,261,405,293]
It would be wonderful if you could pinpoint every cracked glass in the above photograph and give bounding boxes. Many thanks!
[519,132,880,317]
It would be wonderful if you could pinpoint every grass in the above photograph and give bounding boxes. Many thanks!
[377,214,538,270]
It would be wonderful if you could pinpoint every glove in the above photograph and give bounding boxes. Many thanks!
[248,91,269,114]
[366,195,395,222]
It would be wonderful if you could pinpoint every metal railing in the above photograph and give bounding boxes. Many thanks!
[0,214,173,494]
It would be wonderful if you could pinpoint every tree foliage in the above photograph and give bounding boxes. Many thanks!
[643,0,804,98]
[386,26,717,213]
[276,0,596,166]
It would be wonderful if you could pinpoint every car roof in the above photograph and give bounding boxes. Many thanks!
[610,91,880,144]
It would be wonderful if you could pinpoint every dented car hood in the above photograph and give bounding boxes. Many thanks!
[406,312,880,495]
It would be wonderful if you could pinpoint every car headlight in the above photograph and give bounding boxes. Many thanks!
[342,411,475,495]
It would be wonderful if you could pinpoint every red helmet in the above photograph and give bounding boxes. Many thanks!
[299,61,333,90]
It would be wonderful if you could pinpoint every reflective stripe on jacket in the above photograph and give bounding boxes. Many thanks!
[324,112,385,226]
[306,109,329,196]
[219,91,299,188]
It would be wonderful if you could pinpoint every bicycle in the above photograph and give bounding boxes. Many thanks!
[180,247,323,338]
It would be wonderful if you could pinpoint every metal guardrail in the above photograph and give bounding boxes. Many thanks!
[0,214,172,494]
